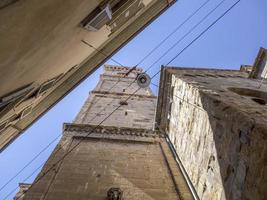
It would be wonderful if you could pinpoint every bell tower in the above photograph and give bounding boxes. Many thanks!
[19,65,194,200]
[74,65,156,129]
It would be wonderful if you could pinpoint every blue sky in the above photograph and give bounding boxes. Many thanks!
[1,0,267,199]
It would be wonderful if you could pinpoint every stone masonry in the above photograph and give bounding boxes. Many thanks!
[20,65,194,200]
[13,183,31,200]
[74,65,156,129]
[157,67,267,200]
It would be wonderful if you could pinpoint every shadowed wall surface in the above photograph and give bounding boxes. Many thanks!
[0,0,175,150]
[157,67,267,200]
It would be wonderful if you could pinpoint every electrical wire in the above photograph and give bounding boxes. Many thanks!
[148,0,241,85]
[165,0,241,66]
[0,136,60,192]
[152,81,206,111]
[120,0,227,92]
[81,40,124,67]
[78,0,214,124]
[144,0,226,73]
[0,1,213,194]
[80,0,216,131]
[3,161,46,200]
[3,87,141,200]
[3,0,241,199]
[135,0,211,66]
[81,0,213,97]
[154,122,200,200]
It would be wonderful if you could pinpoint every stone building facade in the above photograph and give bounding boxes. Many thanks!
[156,53,267,199]
[19,65,193,200]
[74,65,156,129]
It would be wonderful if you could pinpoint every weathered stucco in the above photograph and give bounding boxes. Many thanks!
[0,0,176,151]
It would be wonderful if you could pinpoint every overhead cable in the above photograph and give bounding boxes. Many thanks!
[0,1,212,193]
[3,1,241,199]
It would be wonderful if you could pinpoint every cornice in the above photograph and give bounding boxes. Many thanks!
[63,123,163,138]
[91,90,157,99]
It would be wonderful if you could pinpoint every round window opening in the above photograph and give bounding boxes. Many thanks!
[228,87,267,106]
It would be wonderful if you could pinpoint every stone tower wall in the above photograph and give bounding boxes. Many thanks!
[160,68,267,200]
[74,65,157,129]
[21,65,194,200]
[23,125,191,200]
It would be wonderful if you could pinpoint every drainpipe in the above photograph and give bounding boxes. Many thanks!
[165,133,200,200]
